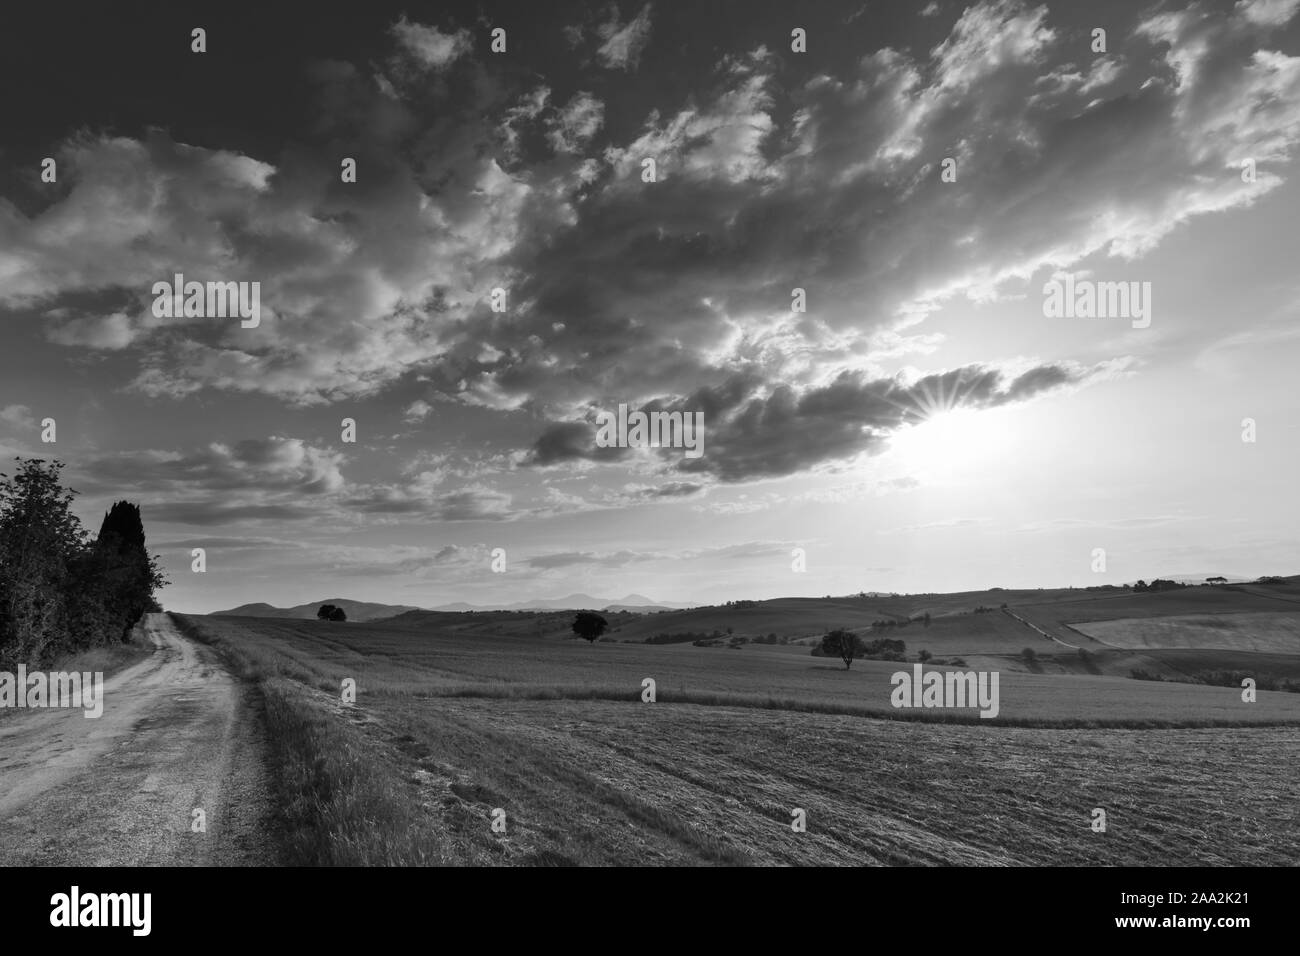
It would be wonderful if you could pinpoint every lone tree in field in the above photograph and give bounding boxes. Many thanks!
[317,604,346,621]
[572,610,609,642]
[821,628,866,669]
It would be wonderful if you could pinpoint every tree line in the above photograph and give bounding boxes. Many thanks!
[0,458,166,669]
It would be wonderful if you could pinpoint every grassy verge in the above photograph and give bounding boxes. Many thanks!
[170,612,464,865]
[0,624,154,724]
[49,631,153,681]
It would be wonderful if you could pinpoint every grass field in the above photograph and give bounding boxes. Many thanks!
[173,611,1300,866]
[1071,611,1300,652]
[183,615,1300,724]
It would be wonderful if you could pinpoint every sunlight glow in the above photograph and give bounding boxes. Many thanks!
[887,407,1014,476]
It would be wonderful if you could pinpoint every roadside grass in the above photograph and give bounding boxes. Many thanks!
[171,612,484,865]
[45,632,152,681]
[0,623,154,725]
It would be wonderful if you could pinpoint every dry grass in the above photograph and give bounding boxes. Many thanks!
[0,625,153,725]
[172,612,1300,865]
[371,697,1300,865]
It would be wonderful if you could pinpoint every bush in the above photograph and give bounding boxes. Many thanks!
[863,637,906,660]
[646,631,707,645]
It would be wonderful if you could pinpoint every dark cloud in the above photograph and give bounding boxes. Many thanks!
[523,360,1105,482]
[521,421,630,467]
[7,1,1293,424]
[346,485,513,521]
[632,481,705,498]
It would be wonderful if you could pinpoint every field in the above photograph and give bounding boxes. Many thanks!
[1070,611,1300,652]
[174,611,1300,866]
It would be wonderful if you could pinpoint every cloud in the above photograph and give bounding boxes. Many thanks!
[75,434,525,525]
[930,0,1055,93]
[522,359,1111,482]
[521,421,629,467]
[347,481,513,521]
[8,0,1297,469]
[82,438,345,496]
[0,132,274,316]
[625,481,705,499]
[389,18,472,72]
[3,92,539,405]
[403,400,433,423]
[153,535,306,551]
[596,4,654,71]
[547,92,605,153]
[146,501,323,527]
[1235,0,1300,27]
[45,311,139,350]
[527,549,653,569]
[0,405,35,429]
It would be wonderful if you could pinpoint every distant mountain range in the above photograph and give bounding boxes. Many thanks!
[430,593,691,613]
[210,593,690,620]
[211,598,424,622]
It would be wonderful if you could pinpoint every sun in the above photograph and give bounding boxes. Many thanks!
[887,406,1012,475]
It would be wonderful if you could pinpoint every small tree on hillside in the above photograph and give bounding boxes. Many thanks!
[572,610,609,642]
[328,606,347,621]
[317,604,337,620]
[821,628,865,669]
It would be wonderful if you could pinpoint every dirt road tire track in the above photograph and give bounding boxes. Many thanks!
[0,613,279,866]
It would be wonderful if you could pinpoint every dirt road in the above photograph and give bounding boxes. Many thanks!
[0,613,277,865]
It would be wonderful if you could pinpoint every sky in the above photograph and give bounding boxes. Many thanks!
[0,0,1298,613]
